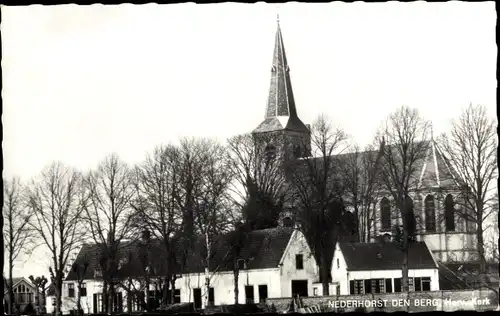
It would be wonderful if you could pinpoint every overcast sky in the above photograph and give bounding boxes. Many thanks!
[2,2,497,278]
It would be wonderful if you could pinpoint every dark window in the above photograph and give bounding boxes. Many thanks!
[425,195,436,232]
[394,278,402,293]
[245,285,254,304]
[364,279,372,294]
[258,285,268,303]
[174,289,181,304]
[336,284,340,295]
[296,254,304,270]
[385,279,392,293]
[380,198,391,230]
[68,284,75,298]
[337,258,340,269]
[80,283,87,297]
[353,280,364,294]
[414,277,422,291]
[445,194,456,232]
[371,279,385,293]
[52,297,56,306]
[208,287,214,306]
[350,280,363,294]
[422,277,431,291]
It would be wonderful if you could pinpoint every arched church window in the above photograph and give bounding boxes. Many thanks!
[283,217,294,228]
[405,195,416,237]
[380,198,391,230]
[425,195,436,232]
[445,194,455,232]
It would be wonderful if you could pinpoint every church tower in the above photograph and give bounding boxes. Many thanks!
[252,17,311,161]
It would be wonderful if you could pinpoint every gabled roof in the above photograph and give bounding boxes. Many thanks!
[3,277,35,294]
[338,241,437,271]
[65,227,295,281]
[253,20,309,134]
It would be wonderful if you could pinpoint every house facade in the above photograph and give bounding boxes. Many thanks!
[60,227,317,313]
[325,241,439,296]
[3,277,39,314]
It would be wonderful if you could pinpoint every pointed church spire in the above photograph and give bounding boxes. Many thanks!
[253,18,309,134]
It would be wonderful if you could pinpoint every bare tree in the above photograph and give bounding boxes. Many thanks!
[485,192,499,262]
[131,144,182,306]
[192,141,234,308]
[286,113,350,295]
[83,153,135,314]
[438,104,498,276]
[337,144,384,242]
[26,162,86,316]
[227,133,287,229]
[3,176,35,315]
[376,105,430,295]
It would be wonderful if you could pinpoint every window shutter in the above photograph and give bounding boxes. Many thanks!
[349,281,355,295]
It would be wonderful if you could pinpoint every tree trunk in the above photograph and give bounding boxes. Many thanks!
[126,282,132,313]
[204,269,210,308]
[102,279,108,313]
[170,276,177,305]
[77,281,82,315]
[9,252,14,315]
[320,253,330,296]
[55,279,62,316]
[145,278,150,312]
[234,267,239,305]
[401,221,410,312]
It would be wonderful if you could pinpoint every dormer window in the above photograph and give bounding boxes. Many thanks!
[376,252,382,259]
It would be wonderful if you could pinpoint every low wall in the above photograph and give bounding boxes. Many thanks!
[266,289,498,313]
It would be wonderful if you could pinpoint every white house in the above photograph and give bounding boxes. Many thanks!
[319,239,439,296]
[174,227,317,308]
[60,226,317,313]
[3,277,38,314]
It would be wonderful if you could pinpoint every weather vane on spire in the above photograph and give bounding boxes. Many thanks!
[277,13,280,24]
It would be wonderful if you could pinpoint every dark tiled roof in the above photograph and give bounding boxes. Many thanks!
[66,227,295,281]
[293,140,465,194]
[338,241,437,271]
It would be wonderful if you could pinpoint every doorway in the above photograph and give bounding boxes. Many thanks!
[291,280,308,297]
[193,288,202,309]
